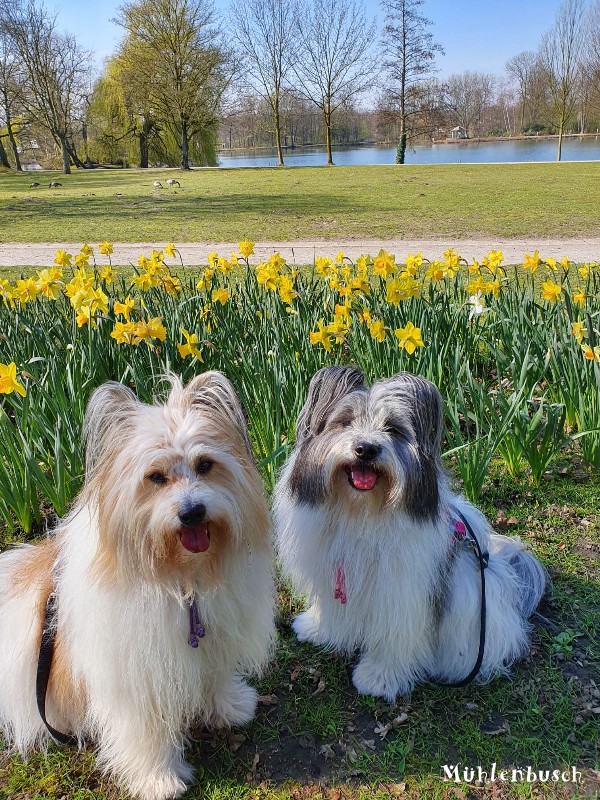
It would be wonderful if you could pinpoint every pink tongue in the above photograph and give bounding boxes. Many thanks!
[350,464,378,491]
[179,524,210,553]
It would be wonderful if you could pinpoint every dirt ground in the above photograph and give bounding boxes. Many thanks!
[1,238,600,267]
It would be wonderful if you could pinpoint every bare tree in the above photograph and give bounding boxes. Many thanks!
[229,0,298,166]
[445,71,496,137]
[0,28,26,169]
[538,0,586,160]
[292,0,377,165]
[116,0,231,170]
[505,51,538,133]
[2,0,91,173]
[380,0,443,164]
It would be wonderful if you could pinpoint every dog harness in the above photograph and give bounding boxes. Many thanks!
[36,590,206,744]
[332,509,489,688]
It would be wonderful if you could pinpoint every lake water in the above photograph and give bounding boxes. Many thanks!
[217,136,600,168]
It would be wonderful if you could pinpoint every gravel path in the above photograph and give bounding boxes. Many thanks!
[1,238,600,267]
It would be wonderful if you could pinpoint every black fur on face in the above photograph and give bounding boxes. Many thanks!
[289,366,366,505]
[371,373,444,519]
[287,368,444,520]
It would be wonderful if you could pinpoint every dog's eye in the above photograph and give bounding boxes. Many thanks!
[148,471,168,484]
[336,417,353,428]
[196,459,213,475]
[385,424,404,437]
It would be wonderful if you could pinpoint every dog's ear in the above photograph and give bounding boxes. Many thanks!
[381,373,444,456]
[183,371,254,456]
[377,373,443,519]
[295,366,365,445]
[84,382,139,475]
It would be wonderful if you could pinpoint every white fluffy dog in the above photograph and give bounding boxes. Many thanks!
[0,372,274,800]
[274,367,547,701]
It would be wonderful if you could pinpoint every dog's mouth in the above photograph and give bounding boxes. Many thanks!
[179,523,210,553]
[345,463,379,491]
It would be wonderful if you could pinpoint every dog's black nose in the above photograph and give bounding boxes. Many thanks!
[354,441,381,461]
[178,503,206,526]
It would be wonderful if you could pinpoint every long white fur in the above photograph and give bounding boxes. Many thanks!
[0,373,275,800]
[274,369,547,701]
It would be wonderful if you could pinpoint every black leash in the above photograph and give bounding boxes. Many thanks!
[36,591,78,746]
[432,509,489,688]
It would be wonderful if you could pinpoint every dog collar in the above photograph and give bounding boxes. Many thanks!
[187,597,205,647]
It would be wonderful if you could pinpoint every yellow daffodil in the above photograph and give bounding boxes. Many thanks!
[111,320,138,345]
[315,256,335,277]
[571,320,587,343]
[559,256,570,271]
[394,321,424,355]
[369,319,386,342]
[101,266,116,283]
[54,249,72,268]
[76,305,94,327]
[359,308,372,325]
[160,274,182,295]
[523,250,541,273]
[80,242,94,257]
[404,252,423,275]
[238,239,255,258]
[177,329,204,361]
[335,250,346,264]
[582,344,600,362]
[165,242,177,259]
[372,250,396,279]
[578,263,590,279]
[99,241,114,256]
[572,289,586,307]
[135,317,167,342]
[309,320,333,352]
[278,275,298,305]
[0,362,26,396]
[545,257,557,271]
[133,272,158,291]
[425,261,446,281]
[542,280,562,303]
[212,288,230,305]
[14,277,39,305]
[36,268,63,300]
[114,295,135,321]
[0,279,15,306]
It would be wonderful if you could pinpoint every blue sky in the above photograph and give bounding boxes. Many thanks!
[48,0,563,78]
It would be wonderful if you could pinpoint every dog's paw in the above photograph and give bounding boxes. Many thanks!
[292,608,323,644]
[128,768,190,800]
[352,658,412,702]
[208,676,258,728]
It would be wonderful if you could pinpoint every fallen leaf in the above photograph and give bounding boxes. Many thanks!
[374,722,392,739]
[257,694,278,705]
[319,743,336,759]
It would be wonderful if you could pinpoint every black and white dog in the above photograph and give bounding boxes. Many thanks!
[274,367,547,700]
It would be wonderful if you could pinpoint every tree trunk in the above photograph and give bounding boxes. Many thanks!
[324,101,333,165]
[0,137,10,168]
[557,118,564,161]
[60,137,71,174]
[139,131,149,168]
[181,118,190,170]
[2,92,22,170]
[274,101,284,166]
[7,121,22,170]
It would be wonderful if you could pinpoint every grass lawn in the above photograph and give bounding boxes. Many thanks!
[1,162,600,243]
[0,453,598,800]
